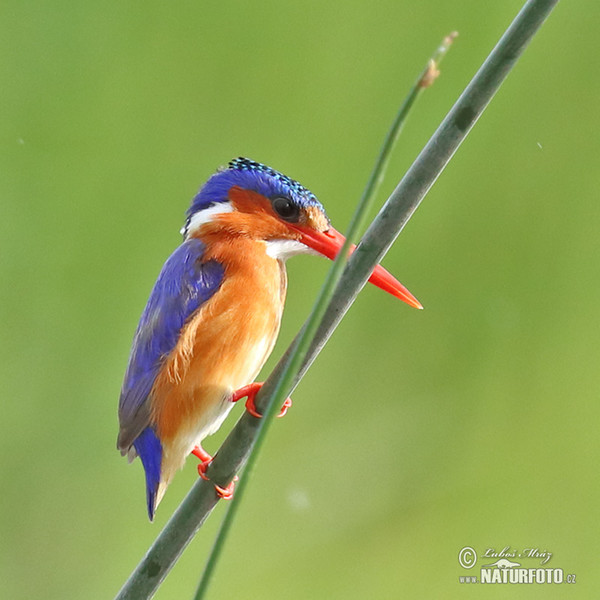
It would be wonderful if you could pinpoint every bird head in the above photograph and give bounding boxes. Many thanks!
[182,157,422,309]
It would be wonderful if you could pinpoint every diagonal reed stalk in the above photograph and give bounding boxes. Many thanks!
[192,31,457,600]
[114,2,559,598]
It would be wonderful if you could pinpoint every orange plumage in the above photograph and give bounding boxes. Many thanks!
[150,234,286,502]
[118,158,421,519]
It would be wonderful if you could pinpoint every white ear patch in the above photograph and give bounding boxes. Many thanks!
[265,239,318,260]
[182,202,234,237]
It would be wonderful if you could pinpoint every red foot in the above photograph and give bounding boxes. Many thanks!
[191,445,212,481]
[231,382,292,418]
[214,476,238,500]
[191,445,238,500]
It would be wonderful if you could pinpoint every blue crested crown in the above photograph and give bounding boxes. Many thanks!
[184,158,325,230]
[227,158,319,204]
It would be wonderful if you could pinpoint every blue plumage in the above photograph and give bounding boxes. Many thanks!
[118,156,421,520]
[132,427,163,520]
[118,158,341,519]
[183,157,325,236]
[118,238,224,452]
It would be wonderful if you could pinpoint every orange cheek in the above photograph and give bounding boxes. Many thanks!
[194,187,300,242]
[228,187,272,215]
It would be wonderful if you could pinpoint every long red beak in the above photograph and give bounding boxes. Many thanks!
[292,225,423,309]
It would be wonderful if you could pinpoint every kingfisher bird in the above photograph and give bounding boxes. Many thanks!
[118,157,422,520]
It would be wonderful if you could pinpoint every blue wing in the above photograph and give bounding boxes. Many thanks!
[117,237,224,453]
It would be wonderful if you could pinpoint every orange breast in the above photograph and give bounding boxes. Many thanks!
[150,237,286,445]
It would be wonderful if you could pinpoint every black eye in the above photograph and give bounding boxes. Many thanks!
[272,196,300,222]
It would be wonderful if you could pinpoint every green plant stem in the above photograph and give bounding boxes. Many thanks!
[114,2,558,598]
[192,32,455,600]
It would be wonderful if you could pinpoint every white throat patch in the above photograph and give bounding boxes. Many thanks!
[265,239,318,260]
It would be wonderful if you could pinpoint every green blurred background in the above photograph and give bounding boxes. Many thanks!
[1,1,597,598]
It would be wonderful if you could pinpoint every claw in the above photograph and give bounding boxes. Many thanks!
[232,382,292,418]
[192,445,212,481]
[244,394,263,418]
[191,445,237,499]
[214,476,239,500]
[278,397,293,418]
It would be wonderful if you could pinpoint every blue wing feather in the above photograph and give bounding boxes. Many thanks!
[132,426,163,520]
[117,237,224,452]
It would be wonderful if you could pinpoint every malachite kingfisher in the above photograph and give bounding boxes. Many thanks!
[117,158,422,520]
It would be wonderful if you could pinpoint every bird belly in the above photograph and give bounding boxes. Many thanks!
[150,248,285,490]
[161,326,278,463]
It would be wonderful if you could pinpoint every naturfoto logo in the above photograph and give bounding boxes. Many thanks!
[458,545,576,585]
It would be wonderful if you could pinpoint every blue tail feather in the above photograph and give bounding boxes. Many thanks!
[133,427,163,521]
